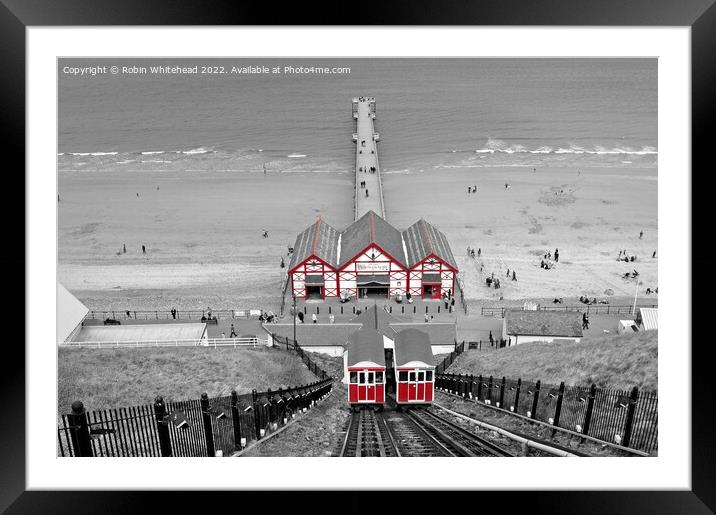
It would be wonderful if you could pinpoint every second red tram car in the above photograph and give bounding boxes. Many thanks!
[344,327,386,409]
[393,328,435,406]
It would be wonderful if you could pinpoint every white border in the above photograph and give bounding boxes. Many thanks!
[28,27,690,490]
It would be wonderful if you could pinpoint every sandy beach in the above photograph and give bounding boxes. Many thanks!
[59,164,656,312]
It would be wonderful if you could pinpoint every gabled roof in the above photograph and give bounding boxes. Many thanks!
[388,322,457,344]
[345,327,386,367]
[505,310,583,338]
[57,283,89,343]
[350,304,400,339]
[638,308,658,330]
[402,218,458,270]
[338,210,406,268]
[288,218,340,270]
[394,329,435,367]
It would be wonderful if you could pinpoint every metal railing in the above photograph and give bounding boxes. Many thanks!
[436,372,658,453]
[59,337,269,349]
[480,303,658,317]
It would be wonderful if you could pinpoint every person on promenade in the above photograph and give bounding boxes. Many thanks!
[365,189,369,197]
[142,245,146,254]
[512,271,517,281]
[582,313,589,330]
[506,268,510,278]
[312,313,317,324]
[171,308,176,319]
[477,248,481,257]
[329,314,335,324]
[230,324,237,338]
[652,250,656,258]
[468,186,471,194]
[639,230,644,239]
[489,331,494,346]
[424,313,429,323]
[123,243,126,253]
[298,311,304,323]
[280,257,285,268]
[221,332,226,339]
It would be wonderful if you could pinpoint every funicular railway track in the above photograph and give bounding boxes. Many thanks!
[340,400,515,457]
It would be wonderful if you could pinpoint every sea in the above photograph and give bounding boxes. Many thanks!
[58,58,657,174]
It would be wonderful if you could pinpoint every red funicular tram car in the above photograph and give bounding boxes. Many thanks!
[344,327,386,410]
[393,328,435,407]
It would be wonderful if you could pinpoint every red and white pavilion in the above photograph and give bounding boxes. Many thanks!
[287,211,457,300]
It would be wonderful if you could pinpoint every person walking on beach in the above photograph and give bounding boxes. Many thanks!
[142,245,146,254]
[554,248,559,262]
[123,243,126,254]
[582,313,589,330]
[512,270,517,281]
[136,192,139,197]
[477,248,481,257]
[506,268,511,278]
[280,257,285,268]
[230,324,237,338]
[652,250,656,258]
[639,230,644,239]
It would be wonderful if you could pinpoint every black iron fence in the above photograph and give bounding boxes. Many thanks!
[58,378,333,457]
[480,304,658,317]
[436,372,658,453]
[85,309,254,322]
[435,341,465,374]
[271,333,330,380]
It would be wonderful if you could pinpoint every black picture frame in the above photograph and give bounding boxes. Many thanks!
[5,1,712,513]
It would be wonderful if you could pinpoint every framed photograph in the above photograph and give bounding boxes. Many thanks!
[7,0,713,512]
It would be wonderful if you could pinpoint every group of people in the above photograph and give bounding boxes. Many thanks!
[359,165,377,174]
[645,287,658,295]
[442,290,456,311]
[467,185,478,194]
[294,311,333,324]
[466,246,481,259]
[539,248,559,270]
[505,268,517,281]
[262,230,269,238]
[359,180,367,188]
[486,273,502,289]
[617,250,636,262]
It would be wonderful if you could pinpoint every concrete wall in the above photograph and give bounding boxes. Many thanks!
[508,334,581,346]
[301,345,345,357]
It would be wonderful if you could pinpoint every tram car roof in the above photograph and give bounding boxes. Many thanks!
[345,327,386,368]
[394,328,435,368]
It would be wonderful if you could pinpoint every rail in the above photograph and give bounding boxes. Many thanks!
[59,337,269,349]
[84,308,268,322]
[480,303,658,317]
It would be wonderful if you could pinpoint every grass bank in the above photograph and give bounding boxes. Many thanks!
[58,346,318,415]
[445,330,657,391]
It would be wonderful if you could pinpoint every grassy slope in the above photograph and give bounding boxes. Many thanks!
[58,347,318,414]
[446,330,657,391]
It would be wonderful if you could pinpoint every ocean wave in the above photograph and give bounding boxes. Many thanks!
[141,151,165,155]
[181,147,211,155]
[287,153,307,158]
[474,139,657,156]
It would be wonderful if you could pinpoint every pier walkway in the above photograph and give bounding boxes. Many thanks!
[352,97,385,221]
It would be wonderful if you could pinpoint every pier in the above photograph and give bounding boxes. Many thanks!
[352,97,385,221]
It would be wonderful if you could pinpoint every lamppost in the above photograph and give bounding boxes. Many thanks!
[292,295,297,345]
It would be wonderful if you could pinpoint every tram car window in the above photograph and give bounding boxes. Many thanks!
[398,371,408,381]
[350,371,358,383]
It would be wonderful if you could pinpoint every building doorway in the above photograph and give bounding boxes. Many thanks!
[357,275,390,298]
[423,284,441,299]
[305,285,323,299]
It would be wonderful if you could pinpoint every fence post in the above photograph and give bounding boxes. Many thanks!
[252,389,261,439]
[230,390,242,449]
[622,386,640,447]
[153,396,172,457]
[582,383,598,436]
[551,382,566,435]
[514,378,522,412]
[499,377,506,408]
[67,401,93,457]
[469,374,474,399]
[487,375,494,403]
[530,380,541,419]
[477,375,483,400]
[200,393,216,457]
